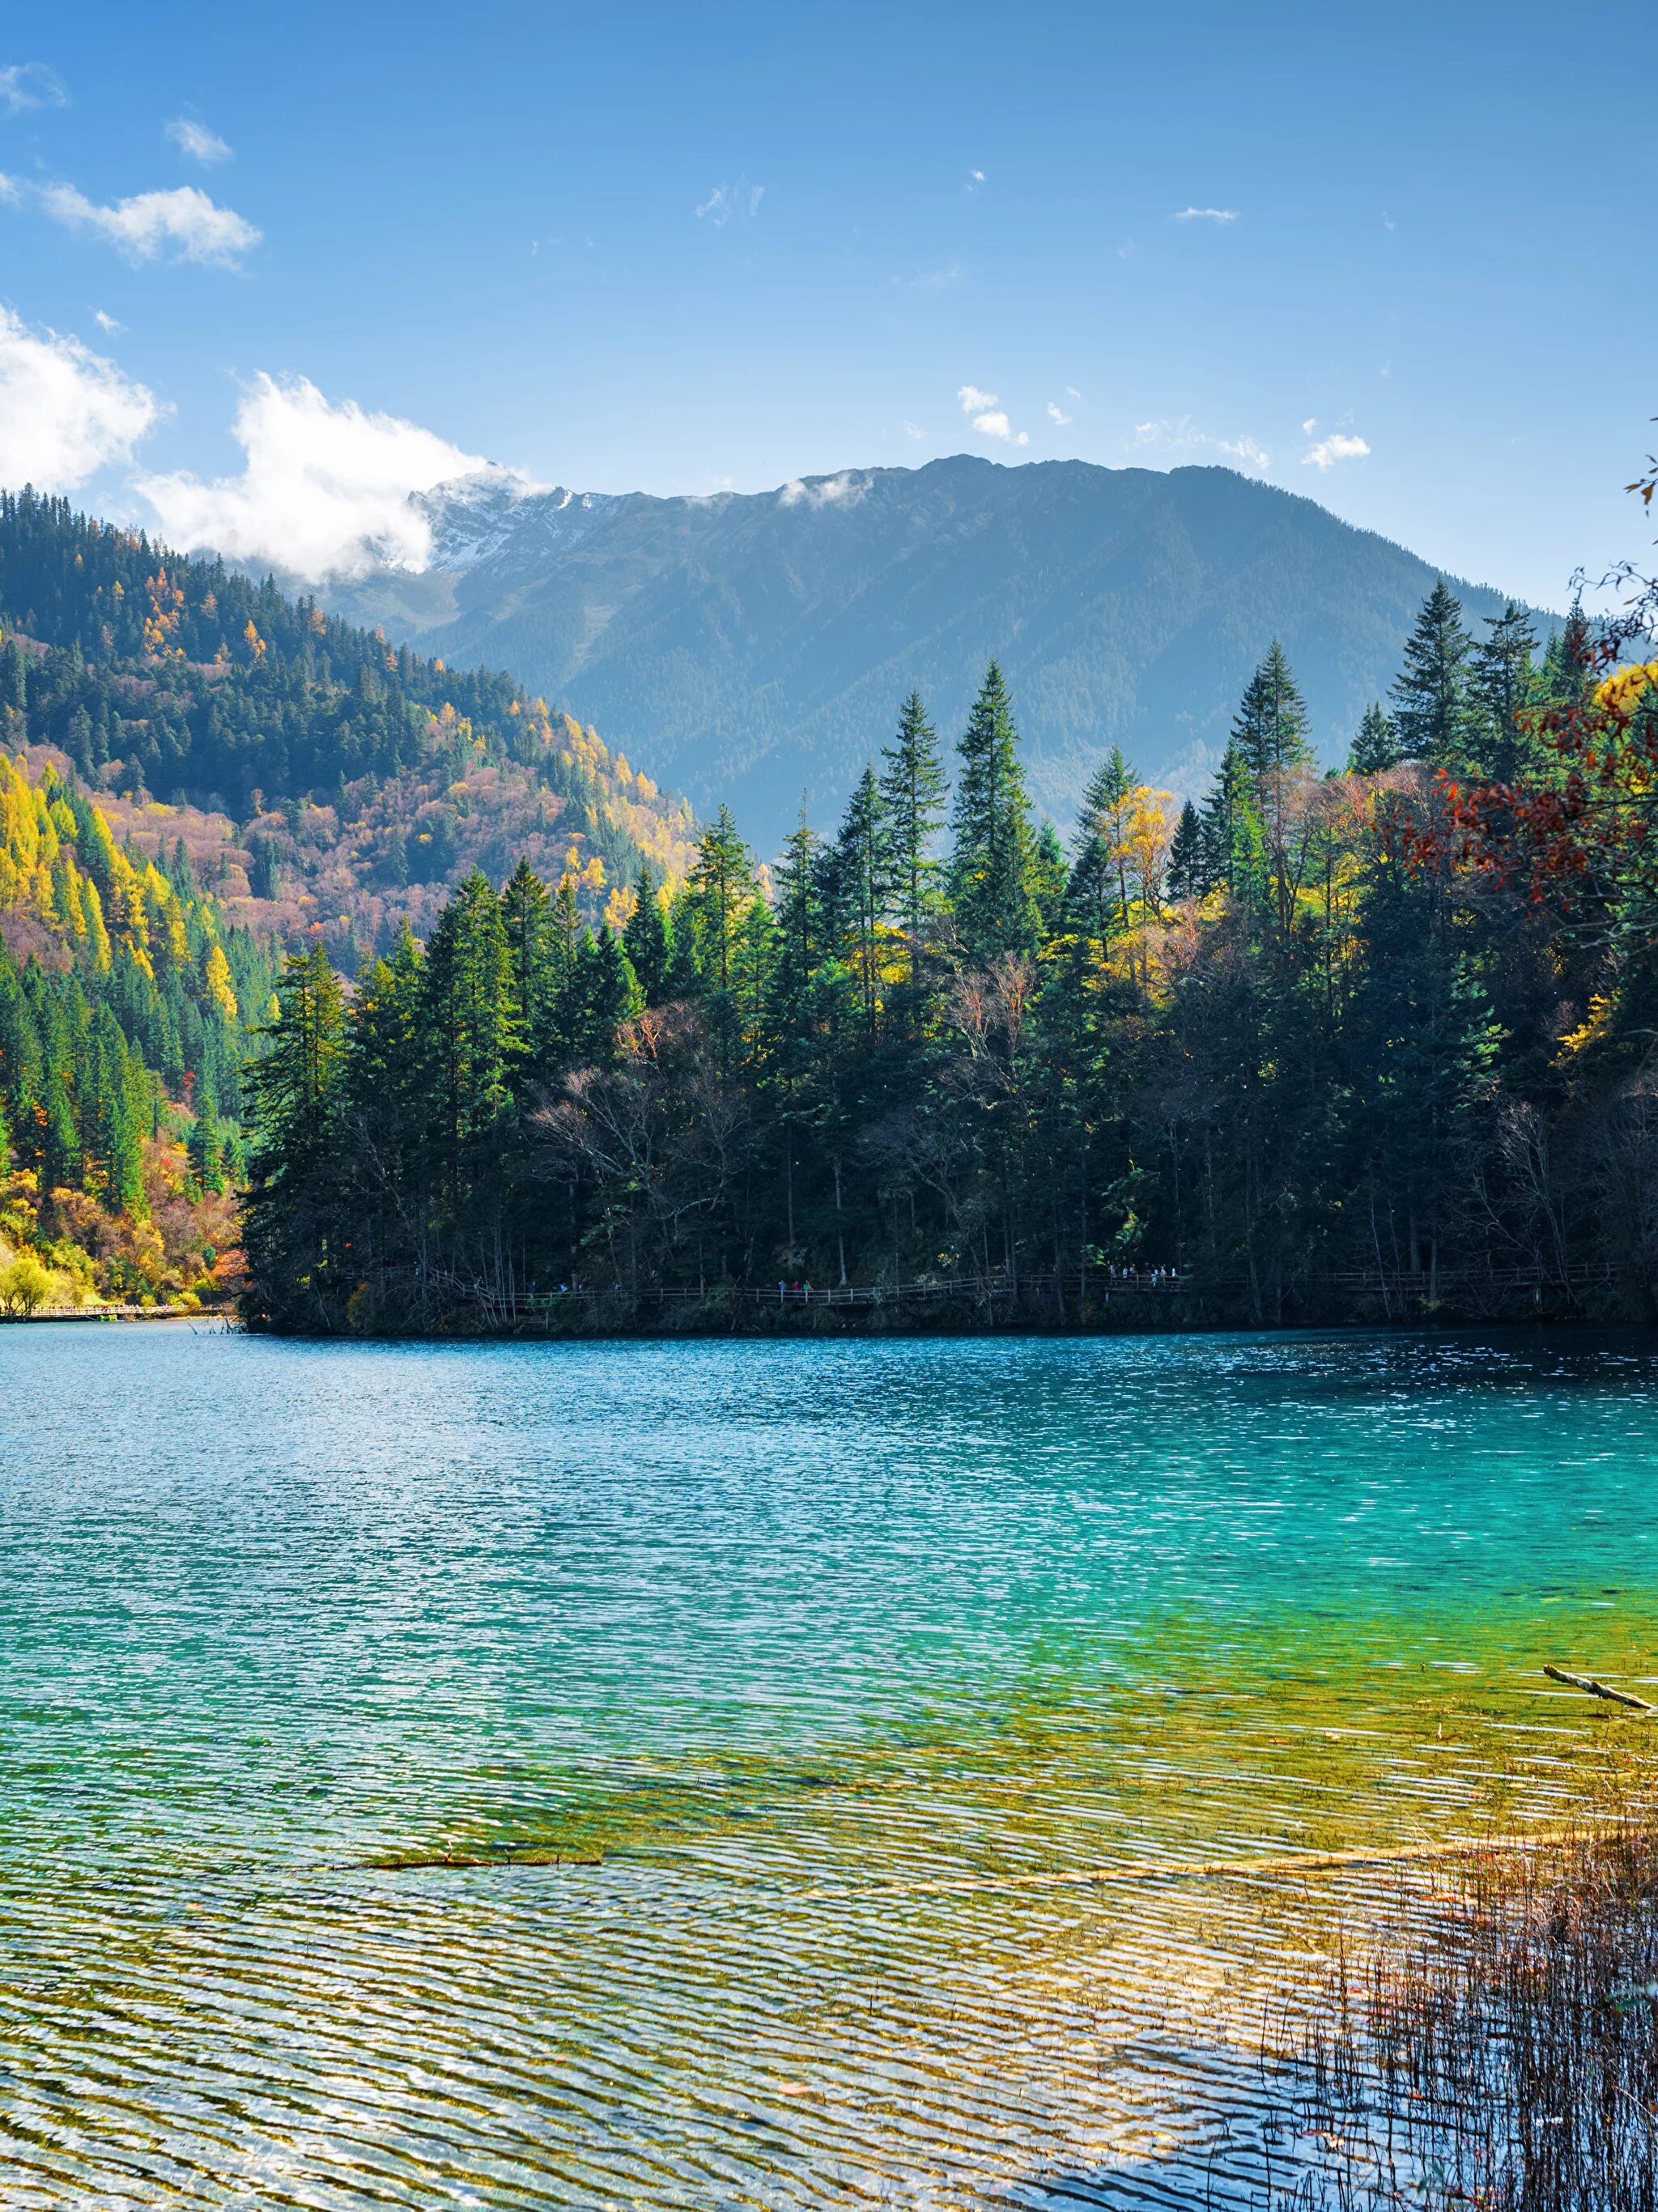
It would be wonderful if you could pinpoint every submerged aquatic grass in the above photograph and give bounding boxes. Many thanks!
[2,1323,1658,2204]
[1264,1806,1658,2210]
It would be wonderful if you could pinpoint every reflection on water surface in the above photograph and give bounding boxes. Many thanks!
[1,1325,1654,2205]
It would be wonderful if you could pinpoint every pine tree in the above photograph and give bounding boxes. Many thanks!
[622,864,673,1005]
[684,806,758,1070]
[1233,643,1313,781]
[684,806,757,996]
[878,691,947,989]
[1031,821,1068,935]
[1392,582,1476,768]
[835,765,887,1029]
[500,857,558,1082]
[950,661,1040,962]
[1166,799,1208,900]
[241,946,347,1325]
[1347,702,1402,775]
[419,870,520,1210]
[1198,741,1266,905]
[1472,602,1540,782]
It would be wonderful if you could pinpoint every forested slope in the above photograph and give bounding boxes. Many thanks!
[329,456,1550,846]
[0,491,697,971]
[0,749,271,1310]
[241,581,1658,1337]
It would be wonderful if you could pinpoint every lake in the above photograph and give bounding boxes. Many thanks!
[1,1324,1654,2206]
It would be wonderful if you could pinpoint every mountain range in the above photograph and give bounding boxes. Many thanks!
[319,454,1552,851]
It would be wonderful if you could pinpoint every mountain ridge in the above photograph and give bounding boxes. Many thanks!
[317,453,1554,849]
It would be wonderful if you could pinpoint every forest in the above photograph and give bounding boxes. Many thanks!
[240,572,1658,1335]
[0,750,271,1311]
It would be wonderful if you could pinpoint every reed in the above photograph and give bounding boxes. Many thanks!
[1263,1817,1658,2209]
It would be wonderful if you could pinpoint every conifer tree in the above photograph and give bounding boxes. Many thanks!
[1166,799,1208,900]
[1472,602,1539,782]
[1347,702,1402,775]
[500,858,558,1080]
[1233,643,1312,781]
[420,870,520,1210]
[622,864,673,1005]
[1392,582,1476,767]
[878,691,947,989]
[835,766,888,1029]
[1031,821,1069,936]
[950,661,1040,961]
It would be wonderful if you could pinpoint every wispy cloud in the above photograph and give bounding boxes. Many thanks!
[895,262,964,292]
[167,117,232,165]
[0,62,68,117]
[0,305,159,492]
[696,179,763,226]
[93,308,122,333]
[1129,416,1269,474]
[903,419,925,440]
[1303,432,1370,471]
[957,384,1028,445]
[966,168,985,192]
[1046,400,1072,427]
[134,372,512,578]
[779,471,869,509]
[1173,206,1236,224]
[41,181,261,266]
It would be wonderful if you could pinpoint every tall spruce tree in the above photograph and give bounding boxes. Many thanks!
[950,661,1040,961]
[1233,642,1313,781]
[419,870,519,1214]
[1392,582,1477,768]
[622,864,673,1005]
[1472,601,1540,782]
[1347,702,1402,775]
[1166,799,1208,901]
[834,765,888,1031]
[878,690,948,989]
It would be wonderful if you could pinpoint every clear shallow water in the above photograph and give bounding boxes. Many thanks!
[1,1325,1656,2206]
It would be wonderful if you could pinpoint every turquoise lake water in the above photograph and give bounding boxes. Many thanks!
[2,1324,1656,2206]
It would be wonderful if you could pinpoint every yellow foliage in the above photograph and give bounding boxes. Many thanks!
[1596,661,1658,718]
[202,942,237,1023]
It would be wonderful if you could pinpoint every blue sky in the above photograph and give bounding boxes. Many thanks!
[1,0,1652,608]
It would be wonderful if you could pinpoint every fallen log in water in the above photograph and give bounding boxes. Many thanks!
[1543,1663,1657,1713]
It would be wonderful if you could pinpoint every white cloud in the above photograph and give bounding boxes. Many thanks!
[0,171,19,203]
[1065,386,1081,399]
[903,419,925,440]
[1129,416,1269,474]
[1174,206,1236,223]
[1303,432,1371,471]
[779,471,868,509]
[93,308,122,333]
[1302,417,1317,434]
[0,63,67,116]
[0,306,159,491]
[696,179,763,226]
[42,181,261,266]
[134,373,514,579]
[1046,401,1072,426]
[958,384,1027,445]
[167,117,232,165]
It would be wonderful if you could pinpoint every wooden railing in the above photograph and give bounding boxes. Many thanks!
[379,1258,1622,1326]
